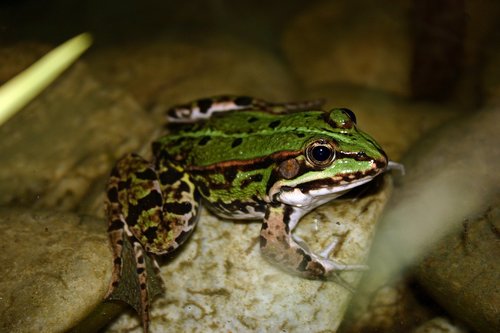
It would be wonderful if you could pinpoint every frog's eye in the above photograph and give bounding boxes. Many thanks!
[305,139,336,168]
[339,108,357,124]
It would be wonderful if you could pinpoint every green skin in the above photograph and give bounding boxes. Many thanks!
[105,95,389,332]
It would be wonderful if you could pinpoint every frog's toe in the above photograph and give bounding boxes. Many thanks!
[318,236,341,258]
[316,256,369,273]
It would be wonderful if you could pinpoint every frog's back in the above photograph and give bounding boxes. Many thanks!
[158,110,344,167]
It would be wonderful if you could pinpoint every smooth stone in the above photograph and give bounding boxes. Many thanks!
[416,200,500,333]
[282,0,412,97]
[0,209,111,333]
[412,317,468,333]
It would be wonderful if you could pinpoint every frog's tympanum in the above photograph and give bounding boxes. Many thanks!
[104,96,397,331]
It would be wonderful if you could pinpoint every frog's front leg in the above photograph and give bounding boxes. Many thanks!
[260,204,367,280]
[105,153,200,331]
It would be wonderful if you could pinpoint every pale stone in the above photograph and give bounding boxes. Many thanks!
[0,209,111,333]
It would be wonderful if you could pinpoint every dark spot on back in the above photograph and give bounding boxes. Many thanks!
[234,96,253,106]
[296,133,305,138]
[197,98,213,114]
[198,136,211,146]
[269,120,281,129]
[247,116,258,123]
[231,137,243,148]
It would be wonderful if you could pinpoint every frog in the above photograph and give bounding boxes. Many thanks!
[104,95,400,332]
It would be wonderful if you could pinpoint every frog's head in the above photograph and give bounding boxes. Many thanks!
[267,108,388,209]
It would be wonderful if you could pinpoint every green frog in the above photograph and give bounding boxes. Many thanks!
[105,95,399,331]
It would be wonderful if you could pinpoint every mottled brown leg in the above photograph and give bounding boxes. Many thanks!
[105,164,127,299]
[260,204,367,279]
[132,240,150,333]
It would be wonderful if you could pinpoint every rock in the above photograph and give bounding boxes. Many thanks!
[106,176,393,332]
[282,0,412,97]
[416,201,500,333]
[87,35,299,111]
[412,317,468,333]
[0,52,156,213]
[0,209,111,333]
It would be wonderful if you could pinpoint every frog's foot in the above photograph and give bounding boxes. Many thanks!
[261,205,367,281]
[165,95,325,123]
[388,161,405,175]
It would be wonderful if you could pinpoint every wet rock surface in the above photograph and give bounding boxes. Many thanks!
[417,202,500,333]
[0,209,111,333]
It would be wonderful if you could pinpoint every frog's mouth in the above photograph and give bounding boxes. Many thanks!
[275,174,380,208]
[269,157,387,208]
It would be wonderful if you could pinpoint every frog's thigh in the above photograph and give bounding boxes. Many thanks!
[152,158,201,253]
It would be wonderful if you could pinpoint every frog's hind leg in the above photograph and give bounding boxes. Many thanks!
[105,154,158,331]
[105,153,201,331]
[165,95,325,123]
[104,175,126,300]
[260,204,367,281]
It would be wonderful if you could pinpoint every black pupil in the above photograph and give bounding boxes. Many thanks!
[312,145,331,162]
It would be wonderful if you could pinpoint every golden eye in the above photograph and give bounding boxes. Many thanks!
[305,139,336,168]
